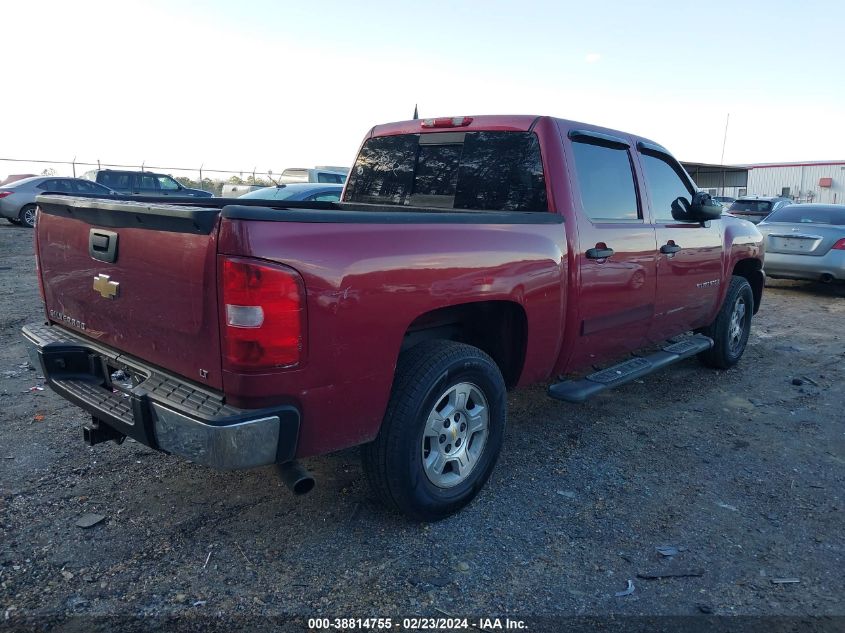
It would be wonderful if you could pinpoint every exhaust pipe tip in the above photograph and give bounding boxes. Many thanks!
[820,273,834,284]
[83,419,126,445]
[276,461,315,495]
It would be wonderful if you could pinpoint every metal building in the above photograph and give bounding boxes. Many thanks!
[681,159,845,203]
[744,161,845,204]
[681,162,748,198]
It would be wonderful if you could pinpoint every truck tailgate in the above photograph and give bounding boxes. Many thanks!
[35,196,224,390]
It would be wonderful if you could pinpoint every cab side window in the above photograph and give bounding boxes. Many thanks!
[136,174,159,192]
[570,140,640,221]
[157,176,181,191]
[40,179,72,193]
[73,180,98,193]
[640,152,694,222]
[100,172,131,190]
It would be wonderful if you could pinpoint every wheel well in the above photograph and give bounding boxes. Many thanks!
[732,258,764,314]
[401,301,527,389]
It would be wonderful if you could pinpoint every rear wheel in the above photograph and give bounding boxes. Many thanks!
[697,276,754,369]
[361,340,507,521]
[19,204,37,228]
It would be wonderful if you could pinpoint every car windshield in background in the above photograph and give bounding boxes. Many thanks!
[241,187,303,201]
[345,131,548,212]
[729,200,772,213]
[765,205,845,226]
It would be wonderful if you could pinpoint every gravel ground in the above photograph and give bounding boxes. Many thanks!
[1,221,843,631]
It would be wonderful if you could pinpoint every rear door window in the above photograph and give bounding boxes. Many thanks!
[99,172,132,190]
[39,179,73,193]
[136,174,160,192]
[345,131,548,212]
[570,140,640,221]
[72,180,96,193]
[73,180,112,195]
[729,200,772,213]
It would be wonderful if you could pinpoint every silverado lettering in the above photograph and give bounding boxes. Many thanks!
[48,310,86,331]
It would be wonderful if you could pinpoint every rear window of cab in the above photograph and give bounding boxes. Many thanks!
[729,200,772,213]
[344,131,548,212]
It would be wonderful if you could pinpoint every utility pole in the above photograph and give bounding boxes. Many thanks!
[719,113,730,196]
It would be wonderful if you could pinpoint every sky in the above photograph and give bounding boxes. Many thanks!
[2,0,844,180]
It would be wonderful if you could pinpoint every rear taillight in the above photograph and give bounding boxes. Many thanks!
[832,238,845,251]
[421,116,473,128]
[221,257,305,371]
[0,191,13,199]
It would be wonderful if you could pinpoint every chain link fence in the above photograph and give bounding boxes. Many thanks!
[0,157,283,195]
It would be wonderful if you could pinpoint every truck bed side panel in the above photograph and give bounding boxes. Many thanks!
[218,218,567,457]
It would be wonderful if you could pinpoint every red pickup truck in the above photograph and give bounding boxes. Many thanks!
[23,115,764,521]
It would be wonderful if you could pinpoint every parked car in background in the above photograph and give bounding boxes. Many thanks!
[757,204,845,283]
[727,196,791,224]
[0,176,116,227]
[712,195,735,210]
[238,183,343,202]
[279,167,347,184]
[81,169,213,197]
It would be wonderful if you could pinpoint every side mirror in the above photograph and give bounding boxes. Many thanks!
[671,192,722,223]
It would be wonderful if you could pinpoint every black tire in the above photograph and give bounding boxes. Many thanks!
[697,276,754,369]
[19,204,37,228]
[361,340,507,521]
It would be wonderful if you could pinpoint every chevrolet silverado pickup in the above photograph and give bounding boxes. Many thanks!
[23,115,764,521]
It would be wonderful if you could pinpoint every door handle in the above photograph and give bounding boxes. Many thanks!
[88,229,118,263]
[586,247,614,259]
[660,243,682,254]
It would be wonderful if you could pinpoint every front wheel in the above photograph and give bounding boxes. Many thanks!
[697,276,754,369]
[19,204,37,228]
[361,340,507,521]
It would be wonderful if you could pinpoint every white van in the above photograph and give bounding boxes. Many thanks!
[220,184,267,198]
[279,168,348,184]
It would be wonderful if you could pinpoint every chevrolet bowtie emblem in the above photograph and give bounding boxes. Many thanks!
[93,274,120,299]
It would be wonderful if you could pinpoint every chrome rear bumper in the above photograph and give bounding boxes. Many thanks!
[21,322,299,470]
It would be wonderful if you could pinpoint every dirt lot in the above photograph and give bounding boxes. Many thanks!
[1,221,843,630]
